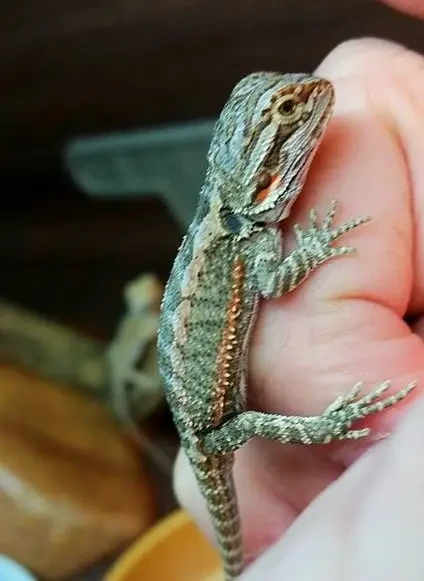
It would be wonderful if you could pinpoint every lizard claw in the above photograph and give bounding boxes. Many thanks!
[319,379,417,443]
[323,381,363,414]
[330,215,371,241]
[322,198,338,230]
[329,245,356,257]
[292,199,371,269]
[308,207,319,230]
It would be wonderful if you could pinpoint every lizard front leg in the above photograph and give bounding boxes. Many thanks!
[202,379,417,455]
[254,199,370,298]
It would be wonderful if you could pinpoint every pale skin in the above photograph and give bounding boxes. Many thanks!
[174,1,424,578]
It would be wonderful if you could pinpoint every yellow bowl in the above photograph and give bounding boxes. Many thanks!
[104,509,223,581]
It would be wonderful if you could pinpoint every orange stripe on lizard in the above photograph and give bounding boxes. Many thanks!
[253,173,279,204]
[211,257,245,427]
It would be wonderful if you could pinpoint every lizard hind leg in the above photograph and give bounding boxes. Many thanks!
[201,379,417,454]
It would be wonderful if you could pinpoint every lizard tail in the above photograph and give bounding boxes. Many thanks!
[195,454,243,581]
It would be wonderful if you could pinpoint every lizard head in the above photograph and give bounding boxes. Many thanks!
[208,72,334,228]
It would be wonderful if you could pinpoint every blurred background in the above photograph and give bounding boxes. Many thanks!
[0,1,423,580]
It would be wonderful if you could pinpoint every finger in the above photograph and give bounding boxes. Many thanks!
[379,0,424,17]
[314,37,424,315]
[242,395,424,581]
[254,38,424,416]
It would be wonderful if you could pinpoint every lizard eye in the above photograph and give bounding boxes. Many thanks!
[275,94,302,123]
[278,98,297,115]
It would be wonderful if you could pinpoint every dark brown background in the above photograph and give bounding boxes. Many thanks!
[1,0,423,337]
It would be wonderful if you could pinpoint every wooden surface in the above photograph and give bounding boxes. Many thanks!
[0,365,156,580]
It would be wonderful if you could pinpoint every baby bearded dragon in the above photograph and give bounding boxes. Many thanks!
[157,72,416,580]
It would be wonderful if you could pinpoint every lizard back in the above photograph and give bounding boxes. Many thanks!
[157,195,257,439]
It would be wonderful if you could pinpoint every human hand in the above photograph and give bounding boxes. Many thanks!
[175,4,424,579]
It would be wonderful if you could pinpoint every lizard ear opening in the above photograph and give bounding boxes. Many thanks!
[219,207,243,234]
[256,170,272,190]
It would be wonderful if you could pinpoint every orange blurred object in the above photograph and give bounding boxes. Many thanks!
[105,509,223,581]
[0,365,155,579]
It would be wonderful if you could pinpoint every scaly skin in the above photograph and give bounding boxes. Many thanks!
[157,72,417,580]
